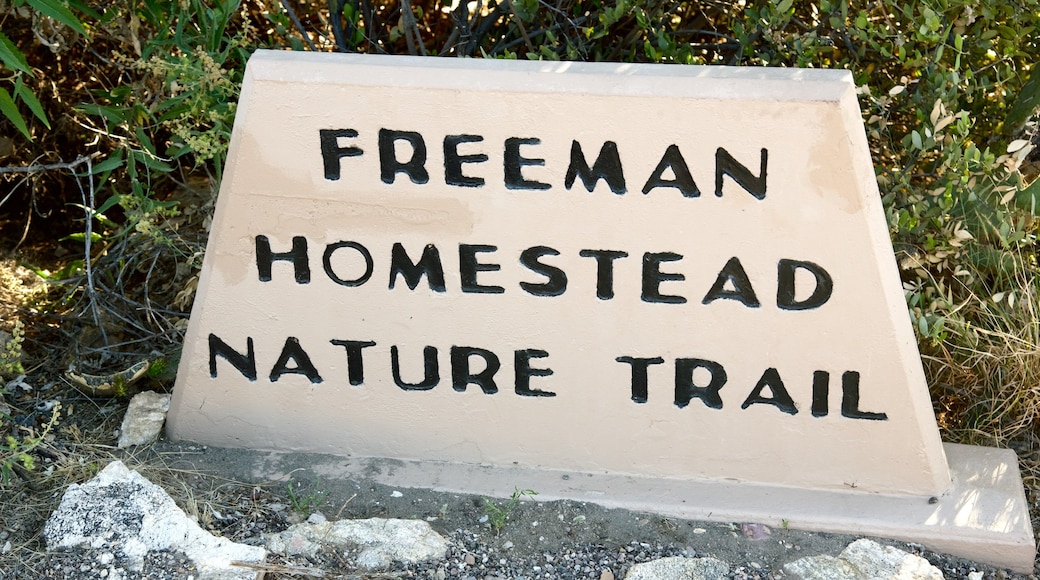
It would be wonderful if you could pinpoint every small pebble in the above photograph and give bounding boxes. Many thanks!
[306,512,327,524]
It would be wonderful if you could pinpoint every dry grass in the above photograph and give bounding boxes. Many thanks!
[922,268,1040,537]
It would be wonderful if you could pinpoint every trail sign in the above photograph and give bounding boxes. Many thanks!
[169,51,1033,570]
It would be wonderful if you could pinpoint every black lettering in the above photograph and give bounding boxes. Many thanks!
[642,144,700,197]
[579,249,628,300]
[323,241,373,287]
[616,356,665,403]
[777,259,833,310]
[702,257,760,307]
[565,140,626,194]
[519,246,567,296]
[319,129,363,181]
[674,358,726,409]
[390,243,446,292]
[741,368,797,415]
[641,252,686,304]
[715,147,767,199]
[444,134,487,187]
[459,244,504,294]
[841,371,887,420]
[515,349,555,397]
[812,370,829,417]
[391,345,439,391]
[379,129,429,184]
[256,235,310,284]
[504,137,550,190]
[270,337,323,383]
[208,334,256,380]
[330,340,376,386]
[450,346,500,394]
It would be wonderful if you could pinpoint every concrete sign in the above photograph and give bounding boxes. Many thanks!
[169,51,1033,569]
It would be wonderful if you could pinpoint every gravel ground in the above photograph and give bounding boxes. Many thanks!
[23,535,1031,580]
[2,441,1035,579]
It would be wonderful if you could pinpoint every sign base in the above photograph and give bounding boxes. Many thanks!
[248,442,1029,572]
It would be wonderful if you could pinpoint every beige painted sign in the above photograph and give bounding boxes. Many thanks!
[169,50,952,496]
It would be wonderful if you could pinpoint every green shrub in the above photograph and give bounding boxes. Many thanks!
[0,0,92,140]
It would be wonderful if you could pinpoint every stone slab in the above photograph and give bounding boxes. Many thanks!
[170,50,951,496]
[286,442,1032,573]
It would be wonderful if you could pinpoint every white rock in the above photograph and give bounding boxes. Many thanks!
[306,511,327,524]
[784,555,860,580]
[784,539,943,580]
[266,517,448,569]
[44,460,266,579]
[117,391,171,448]
[624,556,730,580]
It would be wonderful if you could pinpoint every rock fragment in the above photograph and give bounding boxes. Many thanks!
[44,460,266,579]
[784,538,943,580]
[623,556,730,579]
[117,391,171,448]
[266,517,449,570]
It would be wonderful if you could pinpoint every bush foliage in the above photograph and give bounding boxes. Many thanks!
[1,1,1038,475]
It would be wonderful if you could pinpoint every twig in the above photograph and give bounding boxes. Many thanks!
[400,0,426,56]
[329,0,347,51]
[11,462,42,491]
[73,155,108,347]
[230,561,326,577]
[503,0,536,55]
[0,153,100,175]
[280,0,318,51]
[360,0,384,54]
[400,0,417,55]
[468,3,508,56]
[335,492,358,518]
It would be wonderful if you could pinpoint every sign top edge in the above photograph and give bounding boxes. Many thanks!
[245,49,854,101]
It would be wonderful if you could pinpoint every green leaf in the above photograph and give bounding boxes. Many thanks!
[60,232,103,243]
[95,193,123,214]
[1006,67,1040,132]
[90,153,125,175]
[13,82,50,128]
[135,127,158,156]
[65,0,102,21]
[0,32,31,75]
[0,87,31,140]
[27,0,89,36]
[136,152,173,173]
[1014,178,1040,214]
